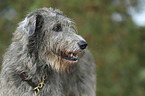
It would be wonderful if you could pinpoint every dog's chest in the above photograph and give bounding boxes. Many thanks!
[60,73,82,96]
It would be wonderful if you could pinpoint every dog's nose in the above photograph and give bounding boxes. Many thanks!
[78,41,88,50]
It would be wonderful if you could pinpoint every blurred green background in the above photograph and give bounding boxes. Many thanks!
[0,0,145,96]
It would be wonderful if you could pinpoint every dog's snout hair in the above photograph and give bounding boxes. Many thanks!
[0,7,96,96]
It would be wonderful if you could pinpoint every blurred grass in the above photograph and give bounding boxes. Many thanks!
[0,0,145,96]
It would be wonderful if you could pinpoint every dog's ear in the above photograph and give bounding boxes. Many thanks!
[35,15,44,35]
[24,14,44,58]
[23,14,44,36]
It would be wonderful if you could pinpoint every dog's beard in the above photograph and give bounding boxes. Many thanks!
[44,49,85,73]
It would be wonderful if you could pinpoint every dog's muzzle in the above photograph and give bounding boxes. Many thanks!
[53,40,87,62]
[60,40,87,62]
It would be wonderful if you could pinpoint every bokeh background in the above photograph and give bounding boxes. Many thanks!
[0,0,145,96]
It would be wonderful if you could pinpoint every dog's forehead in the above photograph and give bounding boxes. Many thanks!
[26,7,73,25]
[49,12,57,17]
[43,8,63,17]
[39,8,71,21]
[42,9,72,24]
[27,7,64,18]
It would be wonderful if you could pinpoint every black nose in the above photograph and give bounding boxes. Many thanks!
[78,41,88,50]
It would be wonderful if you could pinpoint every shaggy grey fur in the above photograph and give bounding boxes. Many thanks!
[0,7,96,96]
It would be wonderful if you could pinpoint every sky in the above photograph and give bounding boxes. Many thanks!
[111,0,145,26]
[128,0,145,26]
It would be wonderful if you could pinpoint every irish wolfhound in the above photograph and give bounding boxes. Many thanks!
[0,7,96,96]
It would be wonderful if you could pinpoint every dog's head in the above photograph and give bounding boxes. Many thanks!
[17,8,88,71]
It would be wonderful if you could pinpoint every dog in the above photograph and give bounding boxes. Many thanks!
[0,7,96,96]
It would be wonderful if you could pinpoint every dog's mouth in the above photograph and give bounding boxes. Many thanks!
[52,49,79,62]
[60,51,78,61]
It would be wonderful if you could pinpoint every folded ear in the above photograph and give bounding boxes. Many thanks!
[22,14,44,36]
[24,14,44,58]
[35,15,44,35]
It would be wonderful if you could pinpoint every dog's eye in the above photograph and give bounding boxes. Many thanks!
[52,24,62,32]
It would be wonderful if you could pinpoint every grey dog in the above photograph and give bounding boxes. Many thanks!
[0,7,96,96]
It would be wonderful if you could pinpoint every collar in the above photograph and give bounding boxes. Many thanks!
[19,72,45,95]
